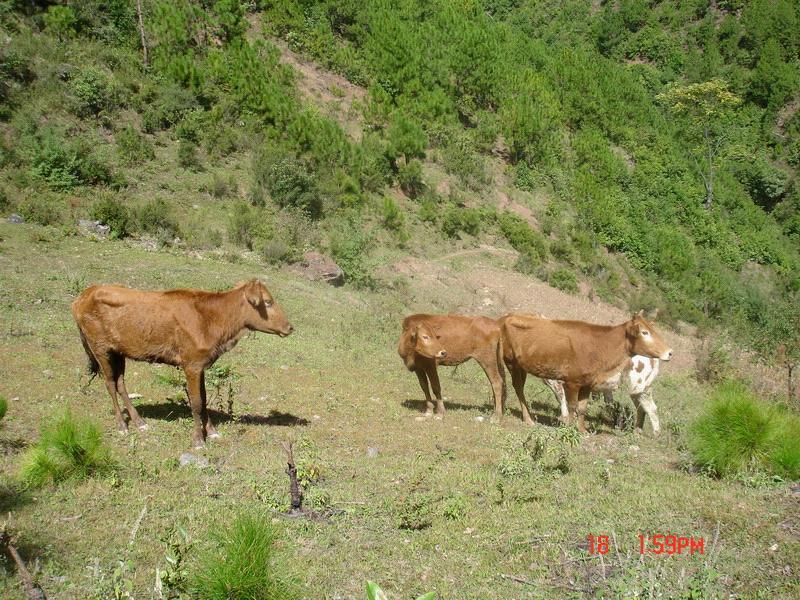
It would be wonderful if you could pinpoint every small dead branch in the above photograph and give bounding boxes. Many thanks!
[0,528,47,600]
[281,441,304,512]
[135,0,149,68]
[499,573,535,586]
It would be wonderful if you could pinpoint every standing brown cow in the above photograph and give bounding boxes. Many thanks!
[398,314,505,419]
[500,311,672,432]
[72,279,293,448]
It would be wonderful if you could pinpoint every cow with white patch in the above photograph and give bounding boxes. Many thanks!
[543,355,661,435]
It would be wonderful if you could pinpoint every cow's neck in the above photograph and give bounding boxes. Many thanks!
[207,288,250,360]
[590,323,634,385]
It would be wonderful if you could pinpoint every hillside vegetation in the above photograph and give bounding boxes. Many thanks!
[1,1,799,363]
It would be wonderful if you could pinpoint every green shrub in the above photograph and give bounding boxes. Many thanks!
[330,216,375,289]
[28,127,114,191]
[397,159,425,198]
[381,196,405,232]
[116,125,155,164]
[90,196,130,238]
[136,198,179,239]
[688,381,800,480]
[177,139,201,171]
[0,395,7,422]
[228,202,265,250]
[20,412,113,488]
[189,511,294,600]
[259,210,314,265]
[70,67,117,117]
[18,194,65,226]
[498,212,548,261]
[252,152,324,219]
[694,340,733,384]
[549,268,579,294]
[441,206,481,238]
[514,249,542,276]
[42,5,77,39]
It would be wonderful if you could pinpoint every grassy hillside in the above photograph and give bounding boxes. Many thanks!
[1,1,798,360]
[0,223,798,598]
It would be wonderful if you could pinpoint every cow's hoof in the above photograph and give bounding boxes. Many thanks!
[433,414,443,421]
[117,427,129,436]
[423,412,434,418]
[208,432,221,440]
[192,441,205,450]
[137,423,149,431]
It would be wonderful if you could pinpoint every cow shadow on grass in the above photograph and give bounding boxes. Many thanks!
[136,402,309,427]
[401,398,564,428]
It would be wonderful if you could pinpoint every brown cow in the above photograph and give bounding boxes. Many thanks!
[72,279,293,448]
[398,314,505,419]
[500,311,671,432]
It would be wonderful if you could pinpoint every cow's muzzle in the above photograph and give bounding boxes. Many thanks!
[660,349,673,361]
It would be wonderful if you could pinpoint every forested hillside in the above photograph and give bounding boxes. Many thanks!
[1,0,799,360]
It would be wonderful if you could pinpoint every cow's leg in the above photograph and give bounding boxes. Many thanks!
[543,379,568,422]
[111,353,147,431]
[474,351,505,421]
[426,364,445,418]
[415,369,434,416]
[632,390,660,436]
[576,386,591,433]
[201,371,219,439]
[510,367,535,425]
[96,352,127,433]
[184,367,205,449]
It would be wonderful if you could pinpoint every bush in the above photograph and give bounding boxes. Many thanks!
[0,395,7,422]
[70,67,117,117]
[228,202,265,250]
[330,216,375,289]
[136,198,180,239]
[90,196,130,238]
[498,212,548,261]
[688,381,800,480]
[116,125,154,164]
[18,194,65,226]
[252,152,324,219]
[259,210,314,265]
[28,127,114,191]
[381,196,405,232]
[441,206,481,238]
[20,412,113,488]
[189,511,294,600]
[549,268,579,294]
[694,340,732,384]
[397,159,425,198]
[178,139,201,171]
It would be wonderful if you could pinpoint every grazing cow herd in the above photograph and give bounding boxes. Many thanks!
[73,279,672,448]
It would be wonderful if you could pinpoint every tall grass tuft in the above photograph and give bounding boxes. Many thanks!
[688,381,800,480]
[20,412,113,487]
[189,511,294,600]
[0,395,7,422]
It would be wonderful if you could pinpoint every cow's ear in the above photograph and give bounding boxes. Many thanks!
[626,320,641,338]
[244,280,262,307]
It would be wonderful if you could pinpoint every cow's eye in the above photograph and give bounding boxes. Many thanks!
[265,300,273,307]
[422,335,429,341]
[642,330,650,336]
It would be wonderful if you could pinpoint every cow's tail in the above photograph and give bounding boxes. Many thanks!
[77,326,100,388]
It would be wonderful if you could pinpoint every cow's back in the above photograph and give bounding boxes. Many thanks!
[402,314,499,363]
[500,314,630,384]
[73,285,206,363]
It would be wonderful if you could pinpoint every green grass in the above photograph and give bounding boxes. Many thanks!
[0,224,798,598]
[0,395,7,422]
[19,411,113,488]
[189,511,294,600]
[688,381,800,480]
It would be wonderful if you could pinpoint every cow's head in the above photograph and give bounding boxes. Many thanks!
[625,310,672,361]
[241,279,293,337]
[411,323,447,359]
